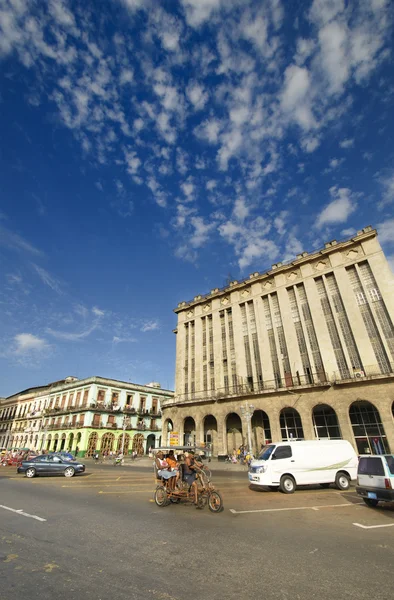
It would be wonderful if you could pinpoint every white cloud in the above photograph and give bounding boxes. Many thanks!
[316,187,357,228]
[13,333,48,354]
[281,65,316,130]
[378,173,394,208]
[274,211,289,235]
[180,0,222,27]
[309,0,345,28]
[112,335,137,344]
[32,264,62,294]
[141,320,159,332]
[46,323,98,341]
[92,307,105,317]
[0,224,43,256]
[341,227,356,237]
[189,216,216,248]
[377,218,394,244]
[318,21,349,93]
[186,81,208,111]
[233,197,249,222]
[339,138,354,149]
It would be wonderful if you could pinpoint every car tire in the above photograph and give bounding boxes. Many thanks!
[26,467,36,478]
[64,467,75,478]
[280,475,296,494]
[335,472,350,491]
[320,483,330,489]
[363,498,379,508]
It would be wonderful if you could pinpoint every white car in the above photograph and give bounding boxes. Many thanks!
[356,454,394,507]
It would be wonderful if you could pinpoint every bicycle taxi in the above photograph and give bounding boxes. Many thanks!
[152,446,223,513]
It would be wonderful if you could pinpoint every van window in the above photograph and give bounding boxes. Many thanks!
[258,445,275,461]
[358,457,385,476]
[273,446,292,460]
[385,456,394,475]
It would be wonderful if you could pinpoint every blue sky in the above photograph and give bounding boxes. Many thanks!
[1,0,394,398]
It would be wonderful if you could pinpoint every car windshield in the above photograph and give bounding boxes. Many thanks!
[385,455,394,475]
[258,445,276,461]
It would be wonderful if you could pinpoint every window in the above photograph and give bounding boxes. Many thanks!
[273,446,292,460]
[358,457,384,476]
[385,456,394,475]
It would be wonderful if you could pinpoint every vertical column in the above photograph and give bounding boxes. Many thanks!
[277,287,304,377]
[297,405,315,440]
[174,317,185,397]
[212,307,223,393]
[266,409,281,443]
[232,301,247,385]
[255,296,275,384]
[303,277,338,379]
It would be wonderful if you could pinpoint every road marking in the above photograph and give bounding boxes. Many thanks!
[353,522,394,529]
[229,502,363,515]
[98,490,151,494]
[62,483,153,488]
[0,504,46,522]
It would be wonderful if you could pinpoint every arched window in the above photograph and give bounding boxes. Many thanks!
[312,405,342,439]
[280,408,304,440]
[349,401,389,454]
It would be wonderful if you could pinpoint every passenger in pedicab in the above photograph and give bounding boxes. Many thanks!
[165,450,181,488]
[183,450,204,505]
[155,451,177,490]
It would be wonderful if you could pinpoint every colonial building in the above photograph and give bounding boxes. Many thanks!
[162,226,394,457]
[0,376,173,456]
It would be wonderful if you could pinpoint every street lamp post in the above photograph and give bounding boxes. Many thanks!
[240,403,254,455]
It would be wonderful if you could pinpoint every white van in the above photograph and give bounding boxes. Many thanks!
[248,440,358,493]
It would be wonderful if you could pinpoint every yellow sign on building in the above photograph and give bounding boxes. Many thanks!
[169,432,179,446]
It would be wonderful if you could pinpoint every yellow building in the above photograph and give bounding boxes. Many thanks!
[162,226,394,457]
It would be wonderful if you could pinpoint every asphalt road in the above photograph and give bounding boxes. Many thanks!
[1,463,393,600]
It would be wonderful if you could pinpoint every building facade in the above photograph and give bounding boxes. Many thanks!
[162,226,394,457]
[0,376,174,456]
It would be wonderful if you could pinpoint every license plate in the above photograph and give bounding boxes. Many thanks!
[367,492,377,499]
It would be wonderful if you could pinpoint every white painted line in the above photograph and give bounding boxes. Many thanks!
[353,522,394,530]
[0,504,46,522]
[230,502,363,515]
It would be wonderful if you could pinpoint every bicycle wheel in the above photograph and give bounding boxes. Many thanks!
[154,486,168,507]
[208,490,223,513]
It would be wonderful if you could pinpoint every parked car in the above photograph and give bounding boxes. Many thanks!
[248,440,358,493]
[356,454,394,507]
[17,454,86,478]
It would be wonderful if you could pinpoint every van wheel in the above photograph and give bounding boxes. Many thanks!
[320,483,330,489]
[335,472,350,491]
[363,498,379,508]
[280,475,296,494]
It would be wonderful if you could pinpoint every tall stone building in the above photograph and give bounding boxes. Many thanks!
[161,226,394,457]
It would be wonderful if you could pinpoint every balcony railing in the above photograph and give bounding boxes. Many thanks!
[163,372,330,406]
[162,363,394,407]
[333,364,394,382]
